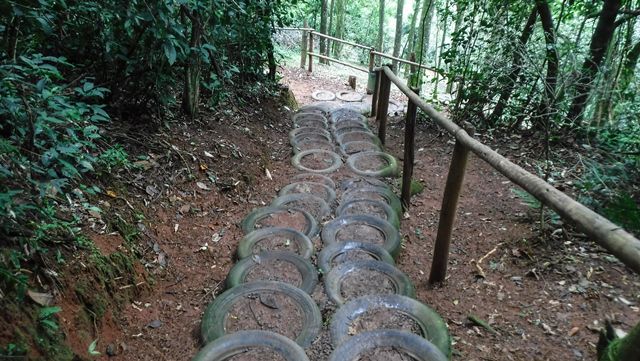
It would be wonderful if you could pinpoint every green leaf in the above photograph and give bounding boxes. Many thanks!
[163,41,177,65]
[88,339,100,356]
[39,306,62,319]
[40,319,59,330]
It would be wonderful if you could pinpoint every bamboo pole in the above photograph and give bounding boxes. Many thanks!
[400,92,419,211]
[376,71,391,145]
[300,20,308,69]
[308,32,314,72]
[307,52,368,73]
[377,66,640,275]
[371,69,381,117]
[311,31,372,50]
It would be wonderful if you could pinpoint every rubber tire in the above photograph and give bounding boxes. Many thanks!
[271,193,331,221]
[192,330,310,361]
[312,90,336,101]
[342,186,402,217]
[292,140,336,154]
[339,141,382,158]
[292,173,336,189]
[321,215,401,258]
[328,330,448,361]
[334,126,372,138]
[290,132,332,147]
[291,149,343,174]
[299,104,330,116]
[339,177,389,191]
[330,108,366,123]
[293,112,328,124]
[318,241,395,274]
[346,151,399,178]
[280,181,337,205]
[336,198,400,229]
[241,206,319,239]
[293,117,328,130]
[289,127,331,143]
[238,227,314,259]
[201,281,322,348]
[330,295,451,357]
[332,119,369,131]
[337,131,382,147]
[335,91,364,102]
[226,251,319,294]
[323,260,416,305]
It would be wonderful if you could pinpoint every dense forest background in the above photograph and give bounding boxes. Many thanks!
[282,0,640,233]
[1,0,639,359]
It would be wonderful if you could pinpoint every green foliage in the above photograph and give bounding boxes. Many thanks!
[38,306,62,331]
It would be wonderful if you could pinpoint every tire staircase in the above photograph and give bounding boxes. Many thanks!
[191,104,451,361]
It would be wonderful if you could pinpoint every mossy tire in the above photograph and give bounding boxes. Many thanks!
[328,330,448,361]
[330,294,451,357]
[201,281,322,347]
[291,149,343,174]
[238,227,314,259]
[318,241,395,274]
[241,206,319,239]
[323,260,415,305]
[192,330,310,361]
[321,215,401,258]
[226,251,318,294]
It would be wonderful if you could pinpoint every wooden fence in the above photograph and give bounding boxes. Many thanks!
[276,27,640,283]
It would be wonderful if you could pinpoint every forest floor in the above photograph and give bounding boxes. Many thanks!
[60,64,639,361]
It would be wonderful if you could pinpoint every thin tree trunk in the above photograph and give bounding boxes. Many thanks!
[432,0,449,99]
[392,0,405,71]
[567,0,622,123]
[377,0,385,53]
[535,0,559,128]
[319,0,328,64]
[327,0,335,60]
[446,2,464,93]
[404,0,422,76]
[182,7,202,118]
[489,8,537,123]
[332,0,345,57]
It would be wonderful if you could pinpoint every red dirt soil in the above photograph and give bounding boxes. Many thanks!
[68,65,639,361]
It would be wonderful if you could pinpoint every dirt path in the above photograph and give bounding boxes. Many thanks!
[89,66,639,361]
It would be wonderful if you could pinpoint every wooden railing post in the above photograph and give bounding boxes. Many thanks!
[368,49,375,72]
[376,68,391,145]
[428,126,474,285]
[400,88,419,211]
[300,20,308,69]
[308,32,314,72]
[370,69,381,117]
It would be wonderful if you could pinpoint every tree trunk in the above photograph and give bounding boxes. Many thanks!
[534,0,559,129]
[619,41,640,93]
[332,0,345,57]
[326,0,335,60]
[489,8,537,124]
[567,0,622,123]
[392,0,405,71]
[377,0,385,53]
[403,0,422,76]
[432,0,449,99]
[182,8,202,118]
[319,0,328,64]
[446,2,464,93]
[417,0,435,64]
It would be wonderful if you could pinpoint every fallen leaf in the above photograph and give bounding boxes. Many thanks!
[145,185,158,196]
[568,326,580,336]
[106,190,117,198]
[178,204,191,214]
[259,294,279,309]
[147,320,162,329]
[265,168,272,180]
[196,182,210,190]
[27,290,54,306]
[174,224,179,233]
[204,151,215,158]
[199,163,208,171]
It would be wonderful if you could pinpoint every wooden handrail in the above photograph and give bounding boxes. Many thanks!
[376,66,640,276]
[307,52,368,73]
[371,51,437,73]
[310,31,373,51]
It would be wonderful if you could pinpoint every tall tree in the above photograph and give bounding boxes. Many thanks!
[446,2,465,93]
[377,0,385,53]
[417,0,435,64]
[404,0,422,76]
[392,0,405,71]
[326,0,335,59]
[567,0,622,123]
[535,0,559,128]
[319,0,328,64]
[332,0,346,57]
[489,8,538,123]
